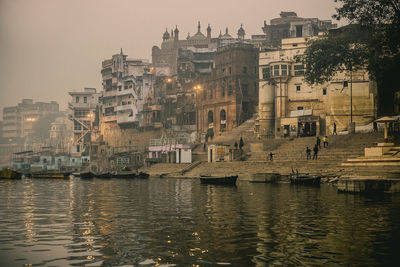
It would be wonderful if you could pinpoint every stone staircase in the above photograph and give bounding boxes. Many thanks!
[192,115,259,162]
[244,132,384,175]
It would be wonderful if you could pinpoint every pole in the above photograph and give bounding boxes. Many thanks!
[350,70,353,123]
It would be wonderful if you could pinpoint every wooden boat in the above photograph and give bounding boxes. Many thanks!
[136,172,149,179]
[112,171,137,178]
[31,170,71,179]
[0,169,22,179]
[200,175,238,185]
[290,174,321,185]
[95,172,112,178]
[80,171,95,179]
[111,171,149,179]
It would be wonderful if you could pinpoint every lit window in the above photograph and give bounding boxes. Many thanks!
[296,85,301,91]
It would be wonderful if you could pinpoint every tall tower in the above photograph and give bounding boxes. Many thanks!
[237,24,245,40]
[207,24,211,39]
[174,25,179,42]
[162,28,170,41]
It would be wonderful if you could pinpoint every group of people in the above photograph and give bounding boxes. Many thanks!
[306,135,329,160]
[234,137,244,150]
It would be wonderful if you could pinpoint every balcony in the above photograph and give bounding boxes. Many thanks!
[117,103,136,112]
[102,115,117,123]
[117,87,136,96]
[68,102,97,110]
[117,115,137,124]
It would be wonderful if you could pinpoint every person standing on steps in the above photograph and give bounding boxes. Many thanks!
[316,136,321,149]
[269,152,274,161]
[306,146,311,160]
[313,144,319,160]
[333,122,337,135]
[239,137,244,150]
[322,136,328,148]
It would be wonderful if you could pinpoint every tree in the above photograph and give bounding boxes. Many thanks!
[301,25,369,84]
[302,0,400,114]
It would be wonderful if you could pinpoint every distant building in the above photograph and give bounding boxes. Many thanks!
[196,43,259,137]
[261,11,337,49]
[152,22,250,76]
[257,36,377,138]
[100,50,153,130]
[68,88,101,156]
[2,99,59,139]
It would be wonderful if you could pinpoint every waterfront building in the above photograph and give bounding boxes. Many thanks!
[196,43,259,138]
[101,50,153,130]
[49,115,71,154]
[152,22,251,77]
[68,88,101,156]
[261,11,337,49]
[2,99,59,139]
[257,36,377,138]
[147,137,192,164]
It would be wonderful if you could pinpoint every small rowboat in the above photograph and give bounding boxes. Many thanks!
[290,174,321,185]
[80,171,95,179]
[200,175,238,185]
[31,171,71,179]
[0,169,22,179]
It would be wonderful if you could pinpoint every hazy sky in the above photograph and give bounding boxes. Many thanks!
[0,0,341,116]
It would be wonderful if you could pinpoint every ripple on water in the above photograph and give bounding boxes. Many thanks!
[0,178,400,266]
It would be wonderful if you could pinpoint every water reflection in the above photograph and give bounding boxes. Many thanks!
[0,178,399,266]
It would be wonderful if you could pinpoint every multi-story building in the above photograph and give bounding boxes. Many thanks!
[101,50,153,130]
[152,22,249,76]
[2,99,59,139]
[68,88,101,156]
[261,11,337,49]
[196,43,259,138]
[257,36,377,138]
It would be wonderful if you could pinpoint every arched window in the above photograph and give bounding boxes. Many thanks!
[220,109,226,130]
[220,109,226,121]
[208,110,214,124]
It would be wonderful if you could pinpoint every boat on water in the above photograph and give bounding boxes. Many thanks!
[112,171,149,179]
[80,171,95,179]
[0,169,22,179]
[95,172,112,179]
[199,175,238,185]
[30,170,71,179]
[290,174,321,185]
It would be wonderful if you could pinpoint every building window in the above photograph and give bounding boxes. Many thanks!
[203,90,207,100]
[296,85,301,91]
[76,145,80,152]
[262,67,270,80]
[273,65,279,76]
[83,97,87,103]
[209,88,213,99]
[297,106,304,110]
[208,110,214,123]
[294,64,305,76]
[242,66,247,74]
[242,84,248,96]
[229,67,232,74]
[323,88,327,95]
[296,25,303,37]
[76,96,79,103]
[228,85,233,96]
[221,85,225,97]
[281,65,288,76]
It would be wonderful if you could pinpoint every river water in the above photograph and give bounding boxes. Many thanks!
[0,177,399,266]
